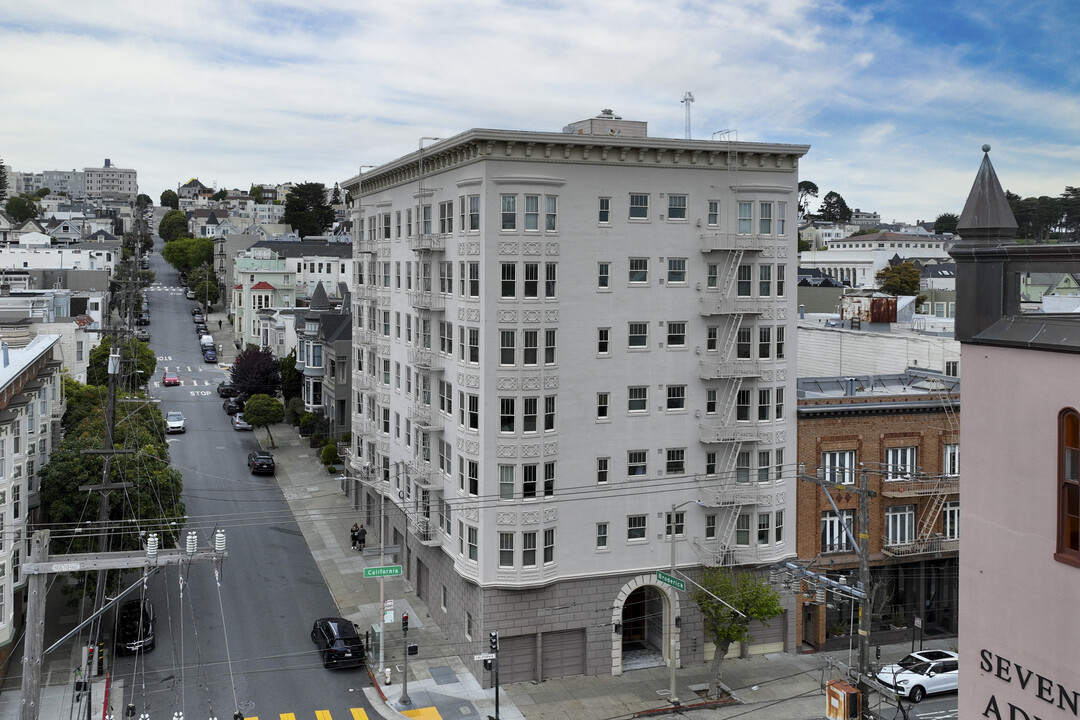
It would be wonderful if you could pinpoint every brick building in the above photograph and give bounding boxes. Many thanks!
[795,370,960,649]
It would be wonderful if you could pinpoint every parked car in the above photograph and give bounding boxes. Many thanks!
[195,323,208,336]
[217,381,239,398]
[165,410,186,433]
[203,348,218,363]
[134,329,151,342]
[310,617,365,669]
[247,451,275,474]
[191,306,202,316]
[162,371,180,387]
[115,599,155,655]
[185,288,196,299]
[140,258,150,269]
[222,397,243,415]
[192,312,205,324]
[136,314,151,326]
[876,649,959,703]
[232,413,252,430]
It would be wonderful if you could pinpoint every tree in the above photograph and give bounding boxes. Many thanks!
[158,209,189,242]
[33,187,50,199]
[249,184,264,203]
[691,568,784,698]
[279,349,302,401]
[876,261,925,304]
[849,227,878,237]
[933,213,959,235]
[5,195,39,223]
[231,346,282,399]
[212,189,228,202]
[161,235,214,272]
[160,189,179,209]
[136,193,152,208]
[797,180,819,216]
[188,267,220,309]
[242,393,285,448]
[331,182,342,205]
[86,338,157,389]
[0,157,8,201]
[818,191,852,223]
[281,182,335,238]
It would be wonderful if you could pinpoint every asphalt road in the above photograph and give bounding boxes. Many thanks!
[104,247,377,719]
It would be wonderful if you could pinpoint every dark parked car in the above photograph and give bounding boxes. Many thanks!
[222,397,244,415]
[311,617,365,669]
[192,313,205,324]
[217,381,239,398]
[191,306,202,316]
[203,348,218,363]
[115,599,155,655]
[195,325,209,338]
[247,451,275,474]
[136,314,151,326]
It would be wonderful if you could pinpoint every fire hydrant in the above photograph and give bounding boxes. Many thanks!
[384,667,392,685]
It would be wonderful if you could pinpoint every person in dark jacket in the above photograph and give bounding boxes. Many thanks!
[350,523,360,550]
[357,525,367,552]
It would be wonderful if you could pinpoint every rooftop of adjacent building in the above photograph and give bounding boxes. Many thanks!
[0,334,59,390]
[798,367,959,401]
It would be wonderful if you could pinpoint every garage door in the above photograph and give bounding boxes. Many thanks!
[541,629,585,679]
[499,634,537,684]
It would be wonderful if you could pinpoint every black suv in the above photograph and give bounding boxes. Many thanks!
[217,381,239,398]
[247,451,275,474]
[311,617,365,668]
[116,599,155,655]
[222,397,244,415]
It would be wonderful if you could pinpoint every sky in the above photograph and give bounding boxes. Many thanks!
[2,0,1078,224]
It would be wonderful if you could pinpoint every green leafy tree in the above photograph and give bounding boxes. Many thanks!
[876,261,926,304]
[158,209,189,242]
[161,235,214,272]
[188,267,220,309]
[798,180,819,216]
[136,193,152,208]
[818,191,852,223]
[250,184,265,203]
[933,213,959,235]
[849,227,878,237]
[281,182,335,238]
[5,195,39,223]
[212,189,228,202]
[279,349,302,401]
[1062,186,1080,242]
[691,568,785,698]
[0,157,8,201]
[331,183,342,205]
[86,338,157,390]
[160,189,179,209]
[242,393,285,447]
[33,187,50,198]
[231,346,281,399]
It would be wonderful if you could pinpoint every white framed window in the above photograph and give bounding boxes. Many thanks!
[667,195,687,220]
[886,446,918,480]
[523,262,538,298]
[598,197,611,224]
[628,322,648,348]
[706,388,717,415]
[758,326,772,359]
[545,196,558,231]
[737,265,752,296]
[598,262,611,290]
[628,386,648,413]
[627,514,647,540]
[759,201,773,234]
[524,195,540,231]
[775,509,785,544]
[665,448,685,475]
[667,321,686,347]
[629,258,649,284]
[821,509,855,552]
[736,451,750,483]
[665,511,686,537]
[499,397,515,433]
[627,450,647,477]
[597,457,609,484]
[501,262,516,298]
[667,258,687,284]
[499,330,515,366]
[759,265,772,297]
[705,514,717,539]
[467,525,478,561]
[501,195,516,230]
[543,528,555,563]
[597,327,610,355]
[499,532,514,568]
[943,500,960,539]
[499,465,515,499]
[707,200,719,227]
[468,195,480,231]
[943,444,960,476]
[736,514,751,546]
[885,505,916,545]
[666,385,686,411]
[629,194,649,220]
[822,450,855,485]
[706,327,718,352]
[597,392,610,419]
[758,450,771,483]
[738,202,752,234]
[777,202,787,235]
[736,389,751,421]
[522,330,538,366]
[596,522,609,549]
[522,531,537,567]
[757,513,771,545]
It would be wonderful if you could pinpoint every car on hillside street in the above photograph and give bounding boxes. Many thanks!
[165,411,186,433]
[217,381,239,398]
[134,329,151,342]
[203,348,218,363]
[115,599,155,655]
[247,451,275,474]
[875,649,959,703]
[222,397,243,415]
[162,371,180,387]
[185,288,196,299]
[311,617,365,669]
[232,413,252,430]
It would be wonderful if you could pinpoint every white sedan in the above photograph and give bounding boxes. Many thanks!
[876,649,958,703]
[165,411,186,434]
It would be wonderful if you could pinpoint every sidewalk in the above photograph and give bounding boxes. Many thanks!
[264,427,958,720]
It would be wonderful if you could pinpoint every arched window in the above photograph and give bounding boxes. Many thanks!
[1058,408,1080,566]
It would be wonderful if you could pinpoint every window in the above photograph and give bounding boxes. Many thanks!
[777,266,786,297]
[705,515,717,539]
[757,513,771,545]
[706,389,718,415]
[667,321,686,347]
[525,195,539,230]
[544,396,556,431]
[467,327,479,364]
[544,263,557,298]
[738,202,752,234]
[627,515,647,540]
[666,386,686,411]
[821,510,855,552]
[736,514,751,546]
[523,397,538,433]
[758,326,771,359]
[422,205,432,235]
[886,446,918,480]
[544,329,556,365]
[885,505,916,545]
[706,263,719,289]
[736,389,751,421]
[598,197,611,224]
[501,263,516,298]
[499,533,514,568]
[759,202,773,234]
[628,322,648,348]
[775,388,785,420]
[776,326,786,359]
[522,532,537,567]
[666,194,687,220]
[822,450,855,485]
[945,360,959,377]
[736,451,751,483]
[758,388,771,421]
[629,194,649,219]
[737,265,752,296]
[665,448,685,475]
[598,262,611,290]
[501,195,516,230]
[706,327,718,352]
[523,263,538,298]
[627,450,647,477]
[777,202,787,235]
[543,462,555,496]
[500,398,515,433]
[707,200,719,227]
[439,201,454,233]
[706,451,717,476]
[943,501,960,539]
[543,528,555,563]
[522,330,538,366]
[759,265,772,297]
[466,393,479,431]
[499,330,515,366]
[629,258,649,284]
[596,523,609,549]
[597,457,609,484]
[467,262,480,298]
[597,328,610,355]
[758,450,771,483]
[597,392,610,419]
[775,509,785,543]
[628,386,648,413]
[467,525,478,561]
[1061,409,1080,561]
[665,511,686,537]
[944,444,960,476]
[546,196,557,231]
[497,465,515,500]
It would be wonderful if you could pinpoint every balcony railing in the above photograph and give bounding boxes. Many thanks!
[881,535,959,557]
[408,405,443,431]
[408,290,445,311]
[406,459,438,487]
[699,422,763,444]
[880,477,960,498]
[355,284,380,300]
[409,348,443,370]
[409,234,447,251]
[357,237,378,253]
[699,233,767,253]
[699,359,761,380]
[700,297,769,316]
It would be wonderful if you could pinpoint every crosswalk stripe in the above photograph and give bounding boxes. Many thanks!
[316,711,334,720]
[402,708,443,720]
[351,709,370,720]
[280,714,296,720]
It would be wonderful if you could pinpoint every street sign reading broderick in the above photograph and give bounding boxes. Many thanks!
[656,570,685,592]
[364,565,403,578]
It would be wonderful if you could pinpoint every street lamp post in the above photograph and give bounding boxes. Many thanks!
[667,500,693,705]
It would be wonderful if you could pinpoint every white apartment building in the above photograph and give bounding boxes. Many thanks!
[83,159,138,202]
[799,230,953,288]
[341,114,807,682]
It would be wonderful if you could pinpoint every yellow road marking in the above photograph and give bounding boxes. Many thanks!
[316,711,333,720]
[402,708,443,720]
[280,714,296,720]
[351,710,370,720]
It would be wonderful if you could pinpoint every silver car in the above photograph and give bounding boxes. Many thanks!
[876,649,958,703]
[165,411,186,434]
[232,413,252,431]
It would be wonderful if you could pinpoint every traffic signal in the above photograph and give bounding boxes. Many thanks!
[489,630,499,653]
[402,613,409,634]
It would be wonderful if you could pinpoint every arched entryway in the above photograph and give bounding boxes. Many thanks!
[611,574,680,675]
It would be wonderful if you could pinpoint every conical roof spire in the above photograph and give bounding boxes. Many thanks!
[309,281,330,310]
[956,144,1018,245]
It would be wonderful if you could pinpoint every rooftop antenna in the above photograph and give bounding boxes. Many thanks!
[681,91,695,139]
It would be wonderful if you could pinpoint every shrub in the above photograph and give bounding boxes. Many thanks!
[298,411,317,436]
[286,398,305,426]
[321,443,340,465]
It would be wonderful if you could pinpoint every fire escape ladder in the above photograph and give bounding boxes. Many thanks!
[917,488,948,541]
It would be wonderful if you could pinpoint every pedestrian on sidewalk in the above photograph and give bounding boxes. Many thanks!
[218,318,223,330]
[350,523,360,550]
[357,524,367,552]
